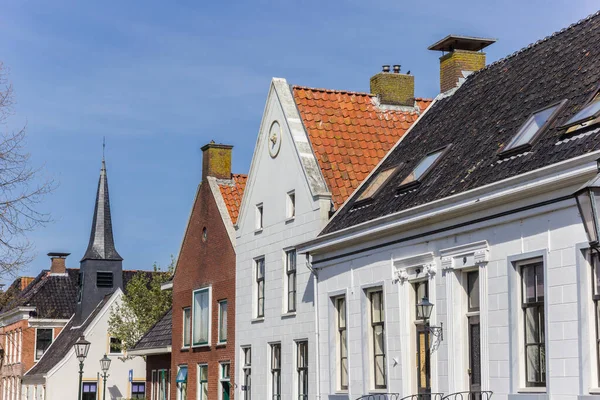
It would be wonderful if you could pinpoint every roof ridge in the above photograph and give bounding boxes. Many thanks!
[293,85,373,97]
[473,10,600,77]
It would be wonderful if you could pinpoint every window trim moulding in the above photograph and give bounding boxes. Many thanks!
[393,252,436,284]
[439,240,490,271]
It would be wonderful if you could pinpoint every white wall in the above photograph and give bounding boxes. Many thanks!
[25,292,147,400]
[313,195,593,400]
[235,81,330,400]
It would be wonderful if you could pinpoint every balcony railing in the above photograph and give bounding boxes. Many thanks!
[356,393,444,400]
[442,391,493,400]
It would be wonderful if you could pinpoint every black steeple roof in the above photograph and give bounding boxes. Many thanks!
[81,159,122,261]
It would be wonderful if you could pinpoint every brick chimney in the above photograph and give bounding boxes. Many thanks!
[48,252,69,274]
[428,35,496,93]
[370,64,415,106]
[201,141,233,181]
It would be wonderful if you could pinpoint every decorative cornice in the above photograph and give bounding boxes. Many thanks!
[393,252,436,283]
[440,240,490,270]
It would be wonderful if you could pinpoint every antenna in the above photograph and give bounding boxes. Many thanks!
[102,137,106,161]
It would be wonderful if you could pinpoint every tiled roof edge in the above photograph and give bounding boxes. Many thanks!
[292,85,432,104]
[473,10,600,77]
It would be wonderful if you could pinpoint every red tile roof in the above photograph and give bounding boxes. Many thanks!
[293,86,432,208]
[217,174,247,224]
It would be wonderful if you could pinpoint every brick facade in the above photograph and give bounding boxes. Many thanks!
[0,320,62,400]
[146,353,171,399]
[439,49,486,93]
[171,179,236,400]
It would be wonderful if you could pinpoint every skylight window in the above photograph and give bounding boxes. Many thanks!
[502,102,563,154]
[400,147,447,187]
[356,166,398,202]
[564,94,600,128]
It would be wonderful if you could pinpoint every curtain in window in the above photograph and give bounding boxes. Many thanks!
[193,290,209,345]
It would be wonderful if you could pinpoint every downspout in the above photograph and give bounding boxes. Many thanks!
[306,252,321,400]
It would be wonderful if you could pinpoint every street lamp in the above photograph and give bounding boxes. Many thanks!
[416,297,443,341]
[74,336,91,400]
[100,354,111,400]
[574,172,600,249]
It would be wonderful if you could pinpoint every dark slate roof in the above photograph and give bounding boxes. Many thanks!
[24,294,113,377]
[82,159,122,261]
[0,269,79,319]
[323,11,600,234]
[1,269,153,319]
[132,308,172,351]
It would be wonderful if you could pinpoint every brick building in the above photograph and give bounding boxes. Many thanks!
[170,142,246,400]
[0,253,78,400]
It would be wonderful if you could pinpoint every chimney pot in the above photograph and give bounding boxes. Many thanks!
[382,65,390,73]
[200,142,234,181]
[393,65,401,74]
[48,252,69,274]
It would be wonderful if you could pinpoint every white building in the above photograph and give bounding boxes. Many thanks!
[234,76,430,400]
[299,15,600,400]
[22,159,148,400]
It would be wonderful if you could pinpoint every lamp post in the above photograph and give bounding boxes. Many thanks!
[574,172,600,249]
[416,297,444,341]
[74,336,91,400]
[100,354,111,400]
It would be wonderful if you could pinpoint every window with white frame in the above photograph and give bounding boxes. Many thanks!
[520,260,545,387]
[256,203,263,230]
[176,366,187,400]
[198,364,208,400]
[242,346,252,400]
[271,343,281,400]
[335,296,348,391]
[592,253,600,386]
[218,300,228,344]
[183,307,191,348]
[297,341,308,400]
[35,328,52,361]
[151,370,157,400]
[256,258,265,318]
[368,289,386,389]
[286,191,295,219]
[285,249,297,313]
[192,288,211,346]
[220,362,231,400]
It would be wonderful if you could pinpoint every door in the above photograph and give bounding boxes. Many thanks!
[222,382,230,400]
[417,325,431,395]
[468,315,481,397]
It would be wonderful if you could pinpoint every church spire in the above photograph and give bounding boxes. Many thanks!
[81,157,122,261]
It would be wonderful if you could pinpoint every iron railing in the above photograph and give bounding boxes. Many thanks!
[442,391,493,400]
[356,393,444,400]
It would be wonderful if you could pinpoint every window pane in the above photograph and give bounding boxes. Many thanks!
[526,345,542,383]
[193,290,209,345]
[523,265,536,303]
[371,291,382,323]
[183,308,191,347]
[357,166,398,201]
[524,307,540,344]
[219,301,228,342]
[566,97,600,125]
[401,150,444,186]
[338,297,346,328]
[535,263,544,301]
[257,259,265,279]
[375,355,386,387]
[341,330,347,358]
[287,250,296,272]
[374,325,385,354]
[341,357,348,388]
[36,329,53,359]
[506,104,559,150]
[468,271,480,311]
[594,256,600,296]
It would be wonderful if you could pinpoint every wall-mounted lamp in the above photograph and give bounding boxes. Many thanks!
[416,297,443,341]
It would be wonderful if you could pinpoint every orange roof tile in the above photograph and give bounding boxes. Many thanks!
[217,174,247,224]
[293,86,432,208]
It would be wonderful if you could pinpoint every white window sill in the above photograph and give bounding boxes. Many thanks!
[191,343,210,349]
[589,388,600,395]
[281,311,296,318]
[181,346,190,351]
[108,353,124,357]
[216,341,227,347]
[518,387,547,393]
[285,217,295,223]
[254,228,263,234]
[251,317,264,323]
[368,389,389,394]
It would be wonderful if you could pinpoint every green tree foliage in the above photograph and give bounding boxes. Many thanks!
[108,258,174,354]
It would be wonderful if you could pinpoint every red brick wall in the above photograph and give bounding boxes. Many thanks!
[171,181,236,400]
[145,353,171,399]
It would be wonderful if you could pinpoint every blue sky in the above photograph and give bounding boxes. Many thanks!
[0,0,597,282]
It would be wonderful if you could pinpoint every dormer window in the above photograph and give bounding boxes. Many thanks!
[563,93,600,129]
[399,146,449,188]
[501,101,564,155]
[356,166,398,202]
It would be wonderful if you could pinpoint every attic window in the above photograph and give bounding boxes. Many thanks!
[96,271,113,288]
[501,101,564,155]
[356,166,399,202]
[399,147,449,188]
[563,93,600,129]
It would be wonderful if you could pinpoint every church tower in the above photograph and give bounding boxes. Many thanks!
[75,158,124,324]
